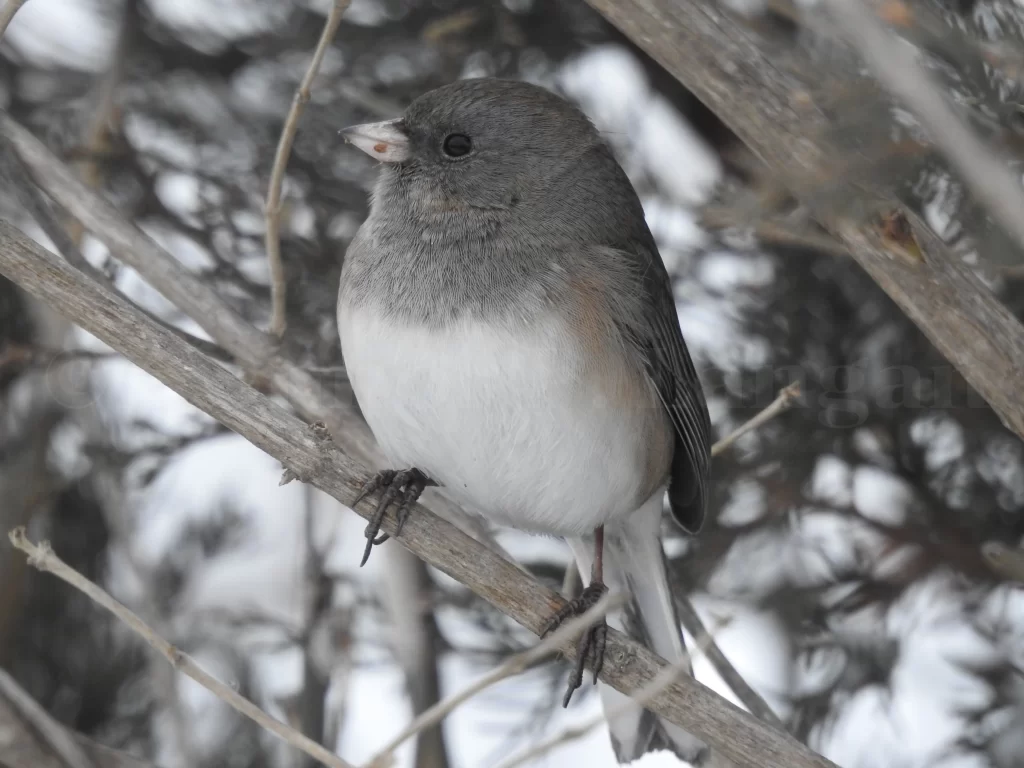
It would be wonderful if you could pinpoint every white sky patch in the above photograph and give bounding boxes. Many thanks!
[561,45,721,206]
[852,465,913,526]
[131,437,308,637]
[638,96,721,206]
[687,594,792,721]
[718,477,768,527]
[786,509,890,588]
[154,173,204,226]
[124,112,202,170]
[642,196,708,257]
[909,414,966,471]
[809,455,853,507]
[4,0,115,71]
[708,527,790,598]
[147,0,291,53]
[698,252,775,293]
[976,436,1024,509]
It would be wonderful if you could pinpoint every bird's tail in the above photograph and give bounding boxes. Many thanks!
[567,492,711,765]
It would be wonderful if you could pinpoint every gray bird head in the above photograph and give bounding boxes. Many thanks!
[341,79,604,213]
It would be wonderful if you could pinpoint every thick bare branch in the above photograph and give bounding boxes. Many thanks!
[0,112,505,559]
[496,616,728,768]
[821,0,1024,261]
[0,217,836,768]
[585,0,1024,441]
[265,0,351,338]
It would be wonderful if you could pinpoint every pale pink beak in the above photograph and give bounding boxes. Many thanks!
[340,118,410,163]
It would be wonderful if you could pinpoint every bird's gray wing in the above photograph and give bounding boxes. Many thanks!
[619,242,711,533]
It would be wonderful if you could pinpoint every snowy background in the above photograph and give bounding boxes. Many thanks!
[1,1,1022,767]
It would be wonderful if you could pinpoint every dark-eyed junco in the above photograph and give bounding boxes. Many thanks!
[338,78,712,764]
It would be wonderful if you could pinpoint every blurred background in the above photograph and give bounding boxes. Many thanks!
[1,0,1023,767]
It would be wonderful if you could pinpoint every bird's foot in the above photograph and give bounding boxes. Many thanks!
[541,582,609,707]
[352,467,435,566]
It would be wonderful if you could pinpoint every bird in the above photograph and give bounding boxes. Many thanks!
[337,78,712,764]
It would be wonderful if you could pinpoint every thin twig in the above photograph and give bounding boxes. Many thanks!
[712,382,801,457]
[9,528,358,768]
[265,0,351,338]
[67,0,138,246]
[0,667,97,768]
[822,0,1024,260]
[495,616,729,768]
[0,0,27,39]
[981,541,1024,583]
[700,206,849,258]
[363,591,625,768]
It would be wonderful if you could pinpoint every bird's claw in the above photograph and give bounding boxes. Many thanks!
[353,468,435,566]
[542,582,609,706]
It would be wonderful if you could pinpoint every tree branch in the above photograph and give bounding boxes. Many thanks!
[585,0,1024,441]
[0,111,505,560]
[364,592,624,768]
[9,529,357,768]
[0,667,155,768]
[0,216,837,768]
[820,0,1024,262]
[265,0,351,338]
[495,615,729,768]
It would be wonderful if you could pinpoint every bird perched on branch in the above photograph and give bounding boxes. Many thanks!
[338,78,712,764]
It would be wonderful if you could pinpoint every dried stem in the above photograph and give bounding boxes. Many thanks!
[363,592,625,768]
[265,0,351,339]
[712,382,801,457]
[9,528,358,768]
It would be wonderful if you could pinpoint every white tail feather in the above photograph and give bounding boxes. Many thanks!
[567,492,710,764]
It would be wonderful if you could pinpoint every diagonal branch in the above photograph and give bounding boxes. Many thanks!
[821,0,1024,261]
[364,592,625,768]
[585,0,1024,442]
[9,529,357,768]
[0,111,505,560]
[0,667,155,768]
[0,216,837,768]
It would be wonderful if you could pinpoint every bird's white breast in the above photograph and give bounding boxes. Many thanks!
[337,301,667,535]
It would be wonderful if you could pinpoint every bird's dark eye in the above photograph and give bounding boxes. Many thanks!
[442,133,472,158]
